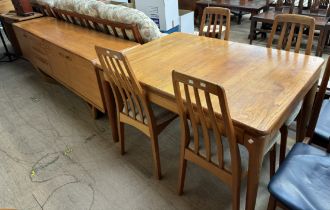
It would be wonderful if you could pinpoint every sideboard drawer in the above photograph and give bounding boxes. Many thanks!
[67,53,103,109]
[14,28,33,60]
[33,53,52,76]
[46,44,70,86]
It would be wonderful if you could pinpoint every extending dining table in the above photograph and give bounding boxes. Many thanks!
[96,32,324,210]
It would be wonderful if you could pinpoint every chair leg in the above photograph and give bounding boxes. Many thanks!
[231,176,241,210]
[178,158,187,195]
[267,195,277,210]
[119,122,125,155]
[269,144,276,178]
[150,133,162,180]
[279,125,288,164]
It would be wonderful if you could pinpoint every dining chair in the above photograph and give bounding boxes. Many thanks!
[267,14,315,54]
[199,7,231,40]
[267,13,316,163]
[306,56,330,147]
[267,140,330,210]
[172,71,246,210]
[267,57,330,210]
[95,46,177,179]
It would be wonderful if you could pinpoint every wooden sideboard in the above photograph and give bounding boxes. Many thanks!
[13,17,139,115]
[0,0,14,14]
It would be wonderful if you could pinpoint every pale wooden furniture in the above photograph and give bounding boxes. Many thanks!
[0,0,14,14]
[12,17,139,121]
[173,71,242,210]
[0,11,43,55]
[199,7,231,40]
[117,33,324,210]
[267,14,315,54]
[267,14,315,163]
[52,8,144,44]
[95,47,177,179]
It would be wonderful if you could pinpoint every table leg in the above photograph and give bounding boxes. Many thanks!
[249,18,257,44]
[296,82,318,142]
[99,71,119,142]
[245,137,266,210]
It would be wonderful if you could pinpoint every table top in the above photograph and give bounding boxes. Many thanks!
[13,17,140,61]
[0,11,43,22]
[196,0,268,10]
[125,32,324,136]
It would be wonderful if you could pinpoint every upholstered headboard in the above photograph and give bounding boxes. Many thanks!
[30,0,161,43]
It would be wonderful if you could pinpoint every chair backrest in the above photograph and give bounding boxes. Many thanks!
[307,56,330,138]
[172,70,241,175]
[53,8,144,44]
[309,0,330,16]
[199,7,231,40]
[95,46,151,124]
[267,14,315,55]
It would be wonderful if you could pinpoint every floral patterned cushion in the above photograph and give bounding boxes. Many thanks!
[32,0,161,43]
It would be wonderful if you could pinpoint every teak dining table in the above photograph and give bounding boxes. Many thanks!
[96,32,324,210]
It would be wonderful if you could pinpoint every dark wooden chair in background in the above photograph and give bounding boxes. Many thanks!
[267,56,330,210]
[172,71,245,210]
[96,47,177,179]
[199,7,231,40]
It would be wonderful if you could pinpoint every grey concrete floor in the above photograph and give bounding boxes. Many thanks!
[0,15,327,210]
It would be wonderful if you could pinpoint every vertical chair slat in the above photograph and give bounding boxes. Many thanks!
[108,57,131,117]
[117,59,145,120]
[205,91,224,168]
[212,14,219,38]
[111,58,136,119]
[218,15,223,39]
[285,23,296,51]
[194,87,211,161]
[295,24,304,53]
[184,84,200,154]
[277,22,287,50]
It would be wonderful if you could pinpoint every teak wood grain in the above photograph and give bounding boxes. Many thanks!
[13,17,139,62]
[13,17,139,115]
[122,32,323,210]
[125,33,324,136]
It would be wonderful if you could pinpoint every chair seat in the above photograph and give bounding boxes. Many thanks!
[123,101,177,126]
[194,25,226,36]
[188,132,280,172]
[313,99,330,142]
[268,143,330,210]
[285,100,303,126]
[203,25,226,33]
